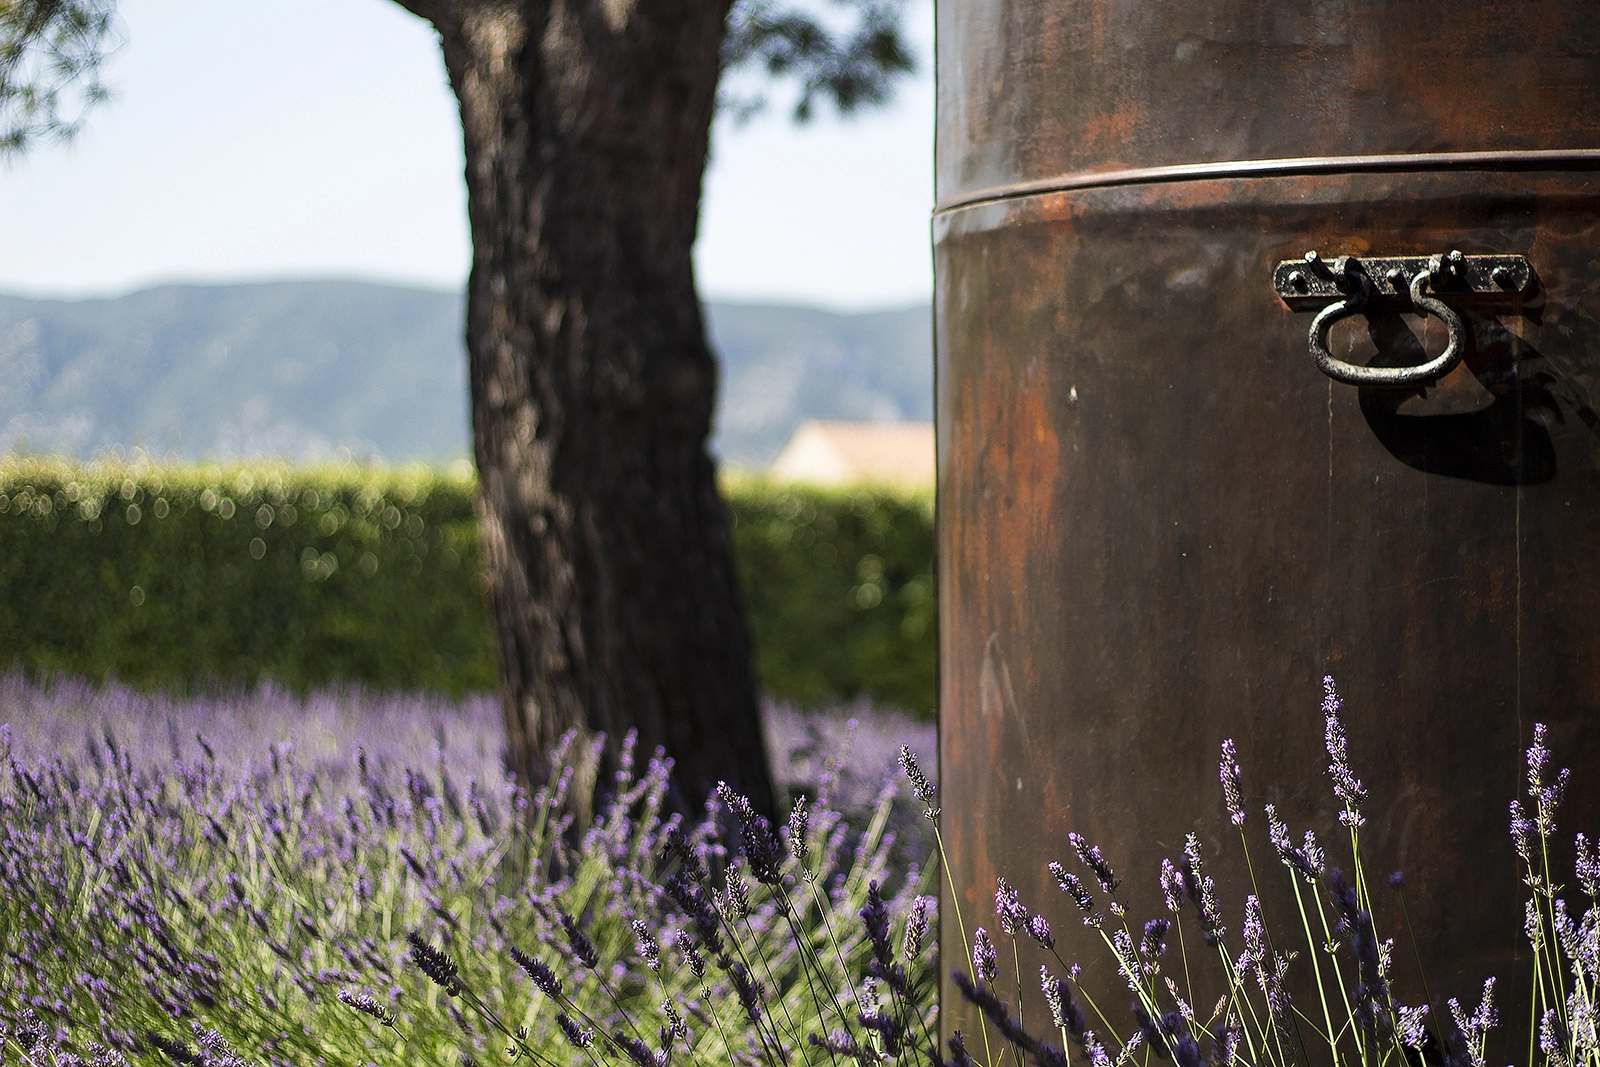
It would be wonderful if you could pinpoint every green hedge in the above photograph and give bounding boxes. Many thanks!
[0,459,935,716]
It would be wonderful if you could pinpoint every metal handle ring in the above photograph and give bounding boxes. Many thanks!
[1309,268,1466,389]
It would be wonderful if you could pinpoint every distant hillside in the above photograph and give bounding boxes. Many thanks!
[0,281,931,468]
[707,302,932,465]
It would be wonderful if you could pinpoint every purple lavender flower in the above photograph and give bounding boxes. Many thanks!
[560,912,599,969]
[613,1030,668,1067]
[556,1013,594,1049]
[1449,977,1497,1046]
[1265,804,1324,882]
[1042,964,1067,1028]
[337,987,396,1026]
[1527,898,1546,951]
[1219,739,1246,827]
[1085,1032,1113,1067]
[1217,1023,1242,1067]
[1331,869,1389,1035]
[903,895,930,960]
[1578,833,1600,898]
[661,998,690,1045]
[1322,676,1367,827]
[1131,1003,1163,1052]
[663,874,724,958]
[1069,832,1120,893]
[785,794,810,865]
[715,782,782,886]
[995,875,1029,935]
[630,919,660,973]
[1159,858,1183,913]
[1236,895,1264,982]
[1387,870,1405,889]
[1173,1030,1203,1067]
[1397,1003,1431,1050]
[673,930,706,980]
[1540,1008,1569,1067]
[947,1030,976,1067]
[728,961,765,1026]
[1050,862,1101,926]
[861,880,904,993]
[1110,930,1140,990]
[1568,992,1597,1053]
[1041,965,1086,1043]
[899,745,940,818]
[1527,723,1572,836]
[810,1029,864,1057]
[1181,834,1224,944]
[860,1001,906,1057]
[662,825,709,884]
[1510,799,1537,866]
[405,931,461,996]
[972,927,998,983]
[1263,953,1292,1025]
[508,944,562,998]
[1140,918,1169,967]
[1026,914,1055,950]
[718,865,751,922]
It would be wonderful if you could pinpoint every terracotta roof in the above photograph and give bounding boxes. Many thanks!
[769,420,934,487]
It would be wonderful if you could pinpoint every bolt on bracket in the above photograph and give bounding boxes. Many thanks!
[1274,249,1532,309]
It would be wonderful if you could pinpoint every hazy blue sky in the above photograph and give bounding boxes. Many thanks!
[0,0,933,311]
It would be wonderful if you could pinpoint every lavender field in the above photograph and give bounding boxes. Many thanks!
[0,676,940,1065]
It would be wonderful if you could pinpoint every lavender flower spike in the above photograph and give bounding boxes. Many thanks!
[996,876,1028,935]
[1397,1004,1430,1050]
[1050,862,1102,927]
[1510,799,1537,866]
[786,793,810,865]
[560,912,600,969]
[1026,914,1055,950]
[1069,831,1120,893]
[899,745,940,818]
[673,930,706,980]
[509,944,562,998]
[406,931,461,996]
[1577,833,1600,897]
[1181,834,1225,944]
[1322,675,1367,827]
[337,988,396,1027]
[631,919,661,973]
[1266,804,1324,881]
[1042,964,1087,1041]
[903,895,931,960]
[1527,723,1571,835]
[972,927,999,983]
[1219,739,1246,827]
[1159,858,1183,913]
[556,1014,594,1049]
[1140,918,1170,961]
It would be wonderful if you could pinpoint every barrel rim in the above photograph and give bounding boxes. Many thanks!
[933,149,1600,216]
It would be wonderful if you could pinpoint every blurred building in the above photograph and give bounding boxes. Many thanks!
[769,420,935,487]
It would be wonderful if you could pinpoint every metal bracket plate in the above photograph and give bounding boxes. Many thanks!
[1273,250,1533,309]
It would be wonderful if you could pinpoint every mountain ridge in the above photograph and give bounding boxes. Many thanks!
[0,280,933,468]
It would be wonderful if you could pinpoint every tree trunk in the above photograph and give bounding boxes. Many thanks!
[398,0,776,815]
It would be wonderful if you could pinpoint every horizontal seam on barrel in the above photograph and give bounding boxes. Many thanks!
[931,149,1600,215]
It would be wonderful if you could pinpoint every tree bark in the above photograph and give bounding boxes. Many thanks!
[404,0,776,815]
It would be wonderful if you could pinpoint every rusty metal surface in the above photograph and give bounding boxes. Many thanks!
[934,165,1600,1062]
[936,4,1600,206]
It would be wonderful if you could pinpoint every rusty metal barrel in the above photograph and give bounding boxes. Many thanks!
[935,5,1600,1059]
